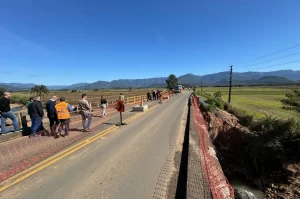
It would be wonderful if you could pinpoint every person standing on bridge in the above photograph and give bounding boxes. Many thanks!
[25,97,34,109]
[28,96,44,137]
[119,93,124,101]
[79,93,92,132]
[158,91,162,103]
[46,96,59,135]
[147,90,152,101]
[152,90,156,100]
[0,92,19,134]
[55,97,73,137]
[100,96,108,118]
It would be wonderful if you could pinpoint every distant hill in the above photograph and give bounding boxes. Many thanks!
[1,69,299,90]
[201,70,300,85]
[214,76,297,86]
[0,84,23,91]
[254,76,296,85]
[0,83,35,91]
[178,74,202,86]
[47,85,69,90]
[67,83,90,90]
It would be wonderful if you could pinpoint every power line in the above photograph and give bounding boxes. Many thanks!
[239,52,300,69]
[250,59,300,71]
[235,44,300,66]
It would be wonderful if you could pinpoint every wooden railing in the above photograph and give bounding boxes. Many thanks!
[11,94,148,129]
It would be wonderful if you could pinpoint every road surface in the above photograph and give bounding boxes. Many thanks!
[0,92,190,199]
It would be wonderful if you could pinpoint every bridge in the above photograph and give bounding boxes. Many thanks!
[0,92,233,199]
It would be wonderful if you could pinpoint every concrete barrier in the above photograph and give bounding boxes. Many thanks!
[132,105,149,112]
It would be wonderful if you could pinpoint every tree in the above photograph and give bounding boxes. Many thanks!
[166,74,178,89]
[281,89,300,113]
[30,85,49,100]
[0,87,6,98]
[129,86,132,92]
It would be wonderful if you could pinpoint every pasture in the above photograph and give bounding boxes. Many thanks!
[197,86,300,120]
[14,88,157,107]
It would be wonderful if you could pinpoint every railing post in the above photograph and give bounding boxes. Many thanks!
[16,112,22,129]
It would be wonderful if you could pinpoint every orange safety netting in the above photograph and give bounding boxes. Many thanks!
[192,96,234,199]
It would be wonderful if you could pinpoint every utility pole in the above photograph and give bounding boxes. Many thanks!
[228,66,233,103]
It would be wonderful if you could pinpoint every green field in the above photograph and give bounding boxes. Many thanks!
[197,86,300,120]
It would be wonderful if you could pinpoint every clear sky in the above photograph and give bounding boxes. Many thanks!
[1,0,300,85]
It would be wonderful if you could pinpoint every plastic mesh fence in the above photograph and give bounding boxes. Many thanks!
[192,96,234,199]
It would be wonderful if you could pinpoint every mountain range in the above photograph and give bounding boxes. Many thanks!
[1,70,299,91]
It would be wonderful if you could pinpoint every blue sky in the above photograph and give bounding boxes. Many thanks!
[0,0,300,85]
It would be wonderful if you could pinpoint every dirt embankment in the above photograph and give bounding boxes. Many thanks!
[203,108,300,199]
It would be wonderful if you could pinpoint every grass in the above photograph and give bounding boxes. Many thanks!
[197,86,300,121]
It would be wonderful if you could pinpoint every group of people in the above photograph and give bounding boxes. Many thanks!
[147,89,162,102]
[26,95,75,138]
[0,92,126,137]
[0,92,96,137]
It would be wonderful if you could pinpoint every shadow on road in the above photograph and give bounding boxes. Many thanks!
[175,98,191,199]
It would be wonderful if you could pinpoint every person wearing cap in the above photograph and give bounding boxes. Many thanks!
[78,93,92,132]
[46,96,59,135]
[55,97,73,137]
[28,96,44,137]
[0,92,19,134]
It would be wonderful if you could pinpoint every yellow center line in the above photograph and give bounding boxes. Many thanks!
[0,103,159,193]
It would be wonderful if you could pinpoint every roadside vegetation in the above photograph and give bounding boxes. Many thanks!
[196,86,300,198]
[196,86,300,137]
[197,86,300,120]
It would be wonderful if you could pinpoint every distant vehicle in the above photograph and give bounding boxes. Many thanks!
[174,85,182,93]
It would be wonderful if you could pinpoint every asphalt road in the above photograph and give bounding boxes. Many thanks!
[1,92,190,199]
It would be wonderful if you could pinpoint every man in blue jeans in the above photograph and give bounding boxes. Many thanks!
[0,92,19,134]
[28,96,44,137]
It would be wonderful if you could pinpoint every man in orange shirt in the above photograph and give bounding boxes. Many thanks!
[55,97,73,138]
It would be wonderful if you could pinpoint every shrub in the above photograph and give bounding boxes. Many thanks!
[224,102,231,111]
[205,97,224,110]
[228,106,254,127]
[250,115,298,137]
[281,89,300,113]
[10,94,29,105]
[214,91,222,98]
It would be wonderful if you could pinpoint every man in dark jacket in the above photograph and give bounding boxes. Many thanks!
[46,96,59,134]
[152,90,156,100]
[0,92,19,134]
[28,96,44,137]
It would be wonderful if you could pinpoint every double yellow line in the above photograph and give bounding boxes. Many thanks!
[0,104,157,193]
